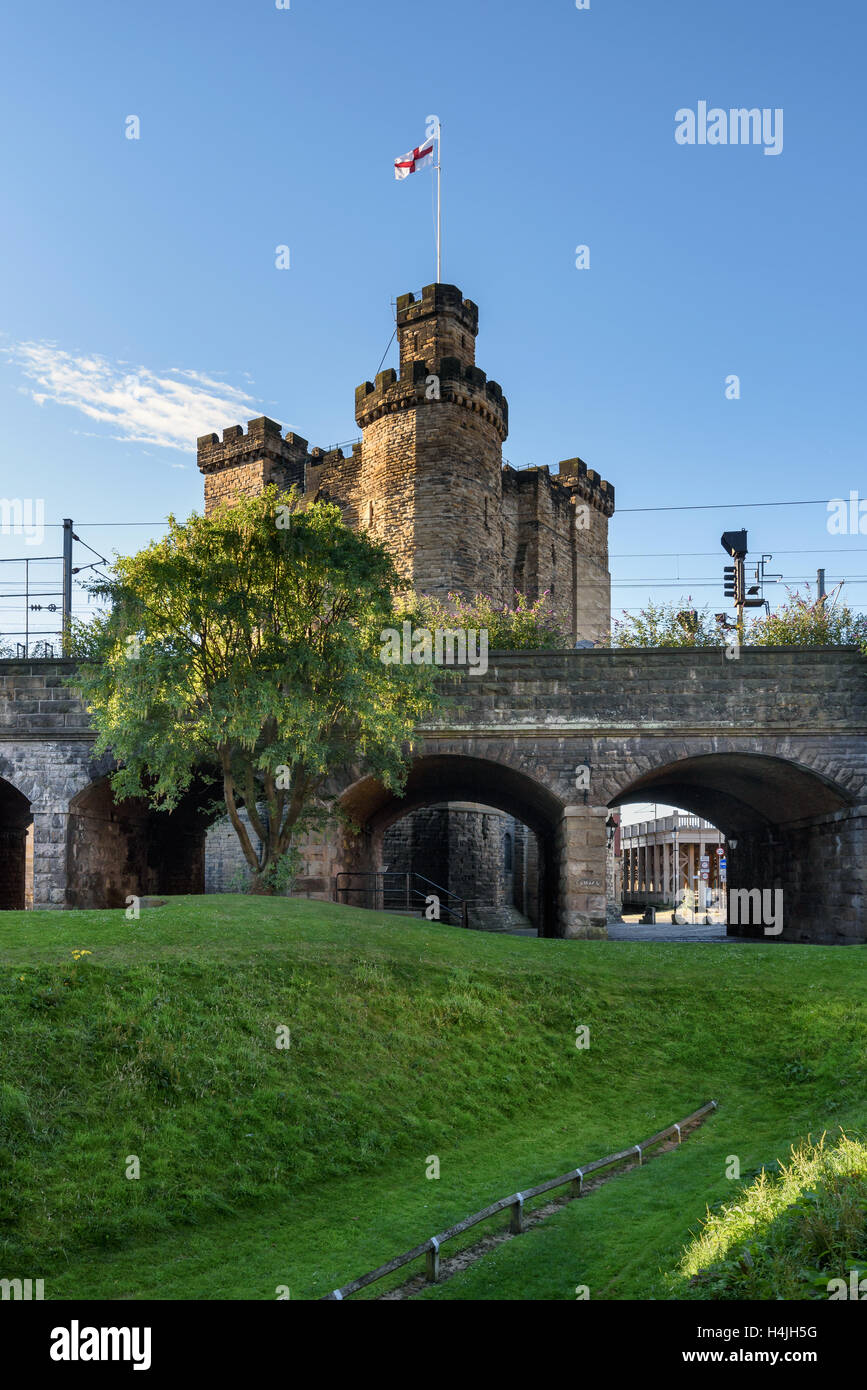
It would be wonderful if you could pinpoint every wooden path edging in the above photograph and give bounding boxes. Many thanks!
[322,1099,718,1299]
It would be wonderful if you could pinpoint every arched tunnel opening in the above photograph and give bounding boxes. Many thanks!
[609,753,858,943]
[336,754,565,937]
[0,775,33,910]
[618,805,727,919]
[66,771,224,909]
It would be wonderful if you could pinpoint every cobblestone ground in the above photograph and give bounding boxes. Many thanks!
[606,919,730,943]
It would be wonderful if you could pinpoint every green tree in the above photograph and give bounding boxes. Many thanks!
[72,488,439,892]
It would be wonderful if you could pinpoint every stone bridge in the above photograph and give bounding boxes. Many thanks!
[1,649,865,944]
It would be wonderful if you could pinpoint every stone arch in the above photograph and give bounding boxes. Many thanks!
[0,774,32,909]
[608,750,863,944]
[336,752,566,936]
[65,773,221,908]
[608,750,854,833]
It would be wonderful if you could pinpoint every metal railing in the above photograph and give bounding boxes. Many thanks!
[333,870,468,924]
[321,1100,718,1299]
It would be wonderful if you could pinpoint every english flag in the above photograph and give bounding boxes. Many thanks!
[394,137,435,180]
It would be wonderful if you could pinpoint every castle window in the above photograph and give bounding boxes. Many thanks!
[504,832,513,873]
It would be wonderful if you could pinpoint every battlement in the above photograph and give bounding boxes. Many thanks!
[196,416,319,473]
[557,456,616,516]
[396,283,479,335]
[354,356,508,439]
[501,457,615,518]
[196,416,341,513]
[396,283,480,374]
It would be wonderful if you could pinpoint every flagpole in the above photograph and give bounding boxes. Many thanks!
[436,122,442,283]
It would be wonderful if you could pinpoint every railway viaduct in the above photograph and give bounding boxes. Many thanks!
[1,647,865,944]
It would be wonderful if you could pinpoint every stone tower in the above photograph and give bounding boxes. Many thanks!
[354,284,508,603]
[197,282,614,644]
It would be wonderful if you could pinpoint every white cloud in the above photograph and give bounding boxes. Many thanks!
[4,341,260,453]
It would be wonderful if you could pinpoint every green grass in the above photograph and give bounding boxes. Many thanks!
[671,1132,867,1300]
[0,895,863,1300]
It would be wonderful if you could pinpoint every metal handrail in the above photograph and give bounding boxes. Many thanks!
[333,870,468,923]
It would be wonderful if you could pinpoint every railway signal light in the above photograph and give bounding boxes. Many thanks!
[720,529,748,559]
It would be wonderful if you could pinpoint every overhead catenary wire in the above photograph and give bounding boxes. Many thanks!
[612,548,867,558]
[616,497,834,514]
[23,494,851,527]
[1,493,863,649]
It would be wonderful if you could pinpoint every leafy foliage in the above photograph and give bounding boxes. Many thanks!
[607,586,867,652]
[675,1131,867,1300]
[748,584,867,651]
[71,488,439,886]
[607,598,721,648]
[417,589,572,649]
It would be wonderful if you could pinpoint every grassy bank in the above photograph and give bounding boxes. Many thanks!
[0,896,863,1299]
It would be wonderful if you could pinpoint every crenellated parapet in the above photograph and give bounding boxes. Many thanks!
[502,459,614,520]
[197,416,313,479]
[354,357,508,439]
[557,456,616,517]
[196,416,333,513]
[396,284,479,371]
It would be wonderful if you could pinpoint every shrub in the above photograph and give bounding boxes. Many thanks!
[673,1131,867,1300]
[747,585,867,652]
[415,590,572,650]
[606,598,720,648]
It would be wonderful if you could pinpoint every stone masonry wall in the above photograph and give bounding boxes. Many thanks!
[1,653,864,943]
[381,803,538,926]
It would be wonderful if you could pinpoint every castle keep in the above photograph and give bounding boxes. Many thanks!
[197,283,615,644]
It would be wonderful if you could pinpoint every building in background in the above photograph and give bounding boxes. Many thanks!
[620,812,725,913]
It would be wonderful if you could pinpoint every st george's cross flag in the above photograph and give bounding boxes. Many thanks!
[394,137,435,180]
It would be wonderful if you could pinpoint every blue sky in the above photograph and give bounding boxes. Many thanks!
[1,0,865,644]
